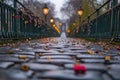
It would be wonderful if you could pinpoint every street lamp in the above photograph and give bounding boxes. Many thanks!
[77,8,83,16]
[43,4,49,21]
[67,29,70,33]
[59,23,62,26]
[50,17,54,23]
[77,7,83,26]
[53,24,56,28]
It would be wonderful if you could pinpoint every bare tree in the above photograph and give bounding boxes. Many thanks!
[23,0,55,22]
[61,0,82,29]
[61,0,107,31]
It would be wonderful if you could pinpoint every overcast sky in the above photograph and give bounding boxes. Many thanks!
[42,0,67,19]
[49,0,66,19]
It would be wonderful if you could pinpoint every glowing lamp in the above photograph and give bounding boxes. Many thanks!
[43,4,49,15]
[77,8,83,16]
[50,17,54,23]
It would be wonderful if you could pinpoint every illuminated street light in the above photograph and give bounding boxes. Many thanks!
[77,8,83,16]
[77,7,83,28]
[59,23,62,26]
[43,4,49,21]
[53,24,56,27]
[67,29,70,33]
[73,23,76,26]
[50,17,54,23]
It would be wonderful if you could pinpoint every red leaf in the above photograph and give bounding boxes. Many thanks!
[74,64,86,74]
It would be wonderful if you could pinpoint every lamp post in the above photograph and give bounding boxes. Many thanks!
[43,4,49,22]
[77,7,83,27]
[59,23,62,27]
[50,17,54,24]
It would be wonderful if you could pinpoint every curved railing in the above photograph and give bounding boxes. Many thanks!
[69,0,120,42]
[0,0,60,40]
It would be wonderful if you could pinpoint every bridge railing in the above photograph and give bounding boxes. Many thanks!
[70,0,120,41]
[0,0,59,40]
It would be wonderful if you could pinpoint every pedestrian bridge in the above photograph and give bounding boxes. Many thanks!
[0,0,120,42]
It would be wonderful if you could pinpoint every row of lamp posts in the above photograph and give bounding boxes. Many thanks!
[42,4,49,22]
[43,4,60,35]
[74,7,83,35]
[42,4,55,26]
[67,7,83,36]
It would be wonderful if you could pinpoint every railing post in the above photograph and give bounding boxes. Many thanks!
[110,0,118,40]
[3,5,5,38]
[1,4,5,38]
[88,16,90,37]
[14,0,17,12]
[95,9,99,40]
[14,0,17,38]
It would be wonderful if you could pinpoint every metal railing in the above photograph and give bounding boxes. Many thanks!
[70,0,120,42]
[0,0,59,40]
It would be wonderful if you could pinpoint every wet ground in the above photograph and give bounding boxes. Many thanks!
[0,33,120,80]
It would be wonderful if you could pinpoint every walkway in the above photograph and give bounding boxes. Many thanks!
[0,33,120,80]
